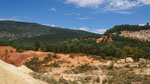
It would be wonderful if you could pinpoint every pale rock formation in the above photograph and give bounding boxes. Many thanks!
[120,30,150,41]
[126,57,134,63]
[0,60,47,84]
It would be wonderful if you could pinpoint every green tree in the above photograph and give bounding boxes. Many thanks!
[121,46,134,59]
[142,47,150,61]
[132,47,145,61]
[35,41,41,51]
[101,44,121,58]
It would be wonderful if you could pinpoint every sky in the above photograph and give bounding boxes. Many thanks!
[0,0,150,34]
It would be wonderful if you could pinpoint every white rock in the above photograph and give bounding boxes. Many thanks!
[117,59,125,63]
[139,58,146,64]
[126,57,134,63]
[106,61,113,66]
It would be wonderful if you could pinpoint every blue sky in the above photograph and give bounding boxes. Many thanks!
[0,0,150,34]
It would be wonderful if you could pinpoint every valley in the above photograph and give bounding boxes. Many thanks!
[0,21,150,84]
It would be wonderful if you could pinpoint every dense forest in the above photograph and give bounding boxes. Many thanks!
[1,35,150,61]
[0,21,99,44]
[44,36,150,61]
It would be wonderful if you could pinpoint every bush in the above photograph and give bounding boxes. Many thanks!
[53,54,59,59]
[25,57,42,72]
[42,54,52,63]
[49,61,60,68]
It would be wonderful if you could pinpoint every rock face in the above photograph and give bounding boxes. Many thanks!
[0,60,47,84]
[0,46,16,56]
[120,30,150,41]
[96,35,113,43]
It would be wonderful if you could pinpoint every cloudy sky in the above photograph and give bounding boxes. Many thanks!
[0,0,150,34]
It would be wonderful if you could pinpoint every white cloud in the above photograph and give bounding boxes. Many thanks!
[79,27,89,31]
[0,16,31,21]
[92,29,107,34]
[42,24,51,26]
[65,12,80,16]
[77,26,107,34]
[65,0,104,8]
[51,24,55,27]
[65,0,150,12]
[0,18,19,21]
[78,16,90,20]
[50,7,56,11]
[115,11,133,14]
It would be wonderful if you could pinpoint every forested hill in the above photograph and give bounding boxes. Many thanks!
[105,24,150,42]
[0,21,99,44]
[105,24,150,34]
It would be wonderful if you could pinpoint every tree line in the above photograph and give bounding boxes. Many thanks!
[1,35,150,61]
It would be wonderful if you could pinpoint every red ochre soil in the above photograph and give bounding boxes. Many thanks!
[0,46,51,66]
[0,46,101,68]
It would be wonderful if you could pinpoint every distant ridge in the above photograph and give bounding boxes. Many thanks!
[0,21,99,44]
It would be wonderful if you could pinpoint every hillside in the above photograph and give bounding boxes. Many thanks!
[105,24,150,41]
[105,24,150,33]
[0,21,99,44]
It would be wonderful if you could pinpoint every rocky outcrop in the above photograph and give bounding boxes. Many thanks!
[96,35,113,43]
[0,46,16,56]
[0,60,47,84]
[120,30,150,41]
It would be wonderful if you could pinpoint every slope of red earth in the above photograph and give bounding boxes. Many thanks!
[0,46,51,66]
[0,46,101,68]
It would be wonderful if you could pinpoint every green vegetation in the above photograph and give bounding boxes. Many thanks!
[48,61,60,68]
[45,37,150,60]
[105,69,150,84]
[106,24,150,33]
[42,54,52,64]
[1,22,150,61]
[0,21,99,44]
[71,64,98,74]
[25,57,42,72]
[25,54,61,72]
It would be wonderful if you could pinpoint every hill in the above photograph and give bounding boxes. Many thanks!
[105,24,150,41]
[0,21,99,44]
[105,24,150,33]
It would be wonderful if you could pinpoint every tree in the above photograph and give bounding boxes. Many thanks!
[121,46,134,60]
[132,47,145,61]
[35,41,41,51]
[101,44,121,58]
[142,47,150,61]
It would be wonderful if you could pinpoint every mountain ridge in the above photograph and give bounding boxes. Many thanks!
[0,20,99,44]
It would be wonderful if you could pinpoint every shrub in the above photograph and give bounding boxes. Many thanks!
[50,61,60,68]
[53,54,59,59]
[25,57,42,72]
[42,54,52,63]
